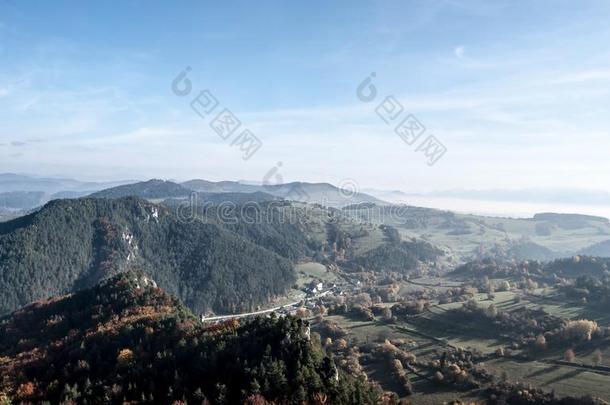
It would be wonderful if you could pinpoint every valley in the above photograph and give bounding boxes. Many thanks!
[1,177,610,404]
[3,3,609,403]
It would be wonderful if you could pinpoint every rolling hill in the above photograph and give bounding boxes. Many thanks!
[0,173,133,194]
[0,195,446,317]
[579,240,610,257]
[0,173,135,211]
[89,179,192,199]
[182,178,386,207]
[343,203,610,262]
[93,178,385,207]
[6,175,610,263]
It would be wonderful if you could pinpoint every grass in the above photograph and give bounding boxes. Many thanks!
[349,225,386,255]
[269,261,339,307]
[411,311,509,354]
[409,385,483,405]
[398,277,463,296]
[323,315,408,344]
[485,357,610,400]
[316,271,610,402]
[294,262,338,288]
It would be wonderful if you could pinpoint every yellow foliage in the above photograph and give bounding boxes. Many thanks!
[117,348,134,366]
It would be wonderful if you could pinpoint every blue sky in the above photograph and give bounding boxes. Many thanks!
[1,0,610,193]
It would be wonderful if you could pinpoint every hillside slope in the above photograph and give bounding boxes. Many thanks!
[344,204,610,262]
[579,239,610,257]
[0,271,385,404]
[0,197,295,315]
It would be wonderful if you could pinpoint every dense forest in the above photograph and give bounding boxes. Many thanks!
[0,191,446,316]
[0,271,388,404]
[0,197,296,315]
[174,200,320,261]
[349,225,444,273]
[90,180,192,199]
[452,256,610,281]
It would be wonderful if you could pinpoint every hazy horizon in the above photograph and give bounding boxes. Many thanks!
[3,171,610,220]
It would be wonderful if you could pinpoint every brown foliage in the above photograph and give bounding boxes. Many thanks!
[243,395,268,405]
[117,348,134,367]
[16,381,35,399]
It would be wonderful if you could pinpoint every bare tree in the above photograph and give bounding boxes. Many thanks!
[381,307,393,322]
[535,334,547,350]
[593,349,603,367]
[564,348,576,362]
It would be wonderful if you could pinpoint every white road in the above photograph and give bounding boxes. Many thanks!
[201,290,333,322]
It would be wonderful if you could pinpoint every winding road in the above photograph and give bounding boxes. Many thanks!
[201,290,333,322]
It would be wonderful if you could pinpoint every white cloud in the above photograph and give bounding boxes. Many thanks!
[547,69,610,84]
[454,46,465,58]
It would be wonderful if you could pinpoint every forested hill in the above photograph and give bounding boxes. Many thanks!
[89,178,386,207]
[89,179,192,199]
[450,255,610,280]
[0,271,385,404]
[0,197,295,315]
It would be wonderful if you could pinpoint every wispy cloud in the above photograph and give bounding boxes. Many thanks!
[547,69,610,84]
[454,46,465,58]
[1,1,610,193]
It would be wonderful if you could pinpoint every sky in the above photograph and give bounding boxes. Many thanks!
[1,0,610,195]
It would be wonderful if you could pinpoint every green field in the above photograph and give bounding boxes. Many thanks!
[486,358,610,400]
[317,275,610,402]
[294,262,338,288]
[363,206,610,262]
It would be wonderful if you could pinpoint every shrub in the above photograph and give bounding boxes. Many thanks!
[117,348,134,367]
[592,349,602,367]
[560,320,598,342]
[16,382,35,399]
[564,348,576,362]
[534,335,547,350]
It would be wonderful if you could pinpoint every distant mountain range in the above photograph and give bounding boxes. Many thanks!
[90,178,386,207]
[5,173,610,215]
[0,173,134,194]
[0,174,386,210]
[182,178,385,207]
[0,173,135,210]
[2,174,610,264]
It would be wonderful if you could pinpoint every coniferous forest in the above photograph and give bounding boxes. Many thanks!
[0,197,296,316]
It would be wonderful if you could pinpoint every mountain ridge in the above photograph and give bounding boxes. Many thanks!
[0,196,296,315]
